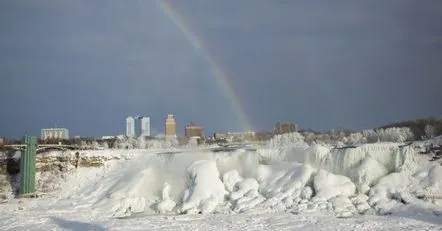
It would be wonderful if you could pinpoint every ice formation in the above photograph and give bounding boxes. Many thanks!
[156,182,176,213]
[313,170,356,200]
[26,133,442,218]
[179,160,228,214]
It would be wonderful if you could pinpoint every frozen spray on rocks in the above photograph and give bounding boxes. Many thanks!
[30,133,442,218]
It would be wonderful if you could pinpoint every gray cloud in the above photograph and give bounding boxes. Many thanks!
[0,0,441,138]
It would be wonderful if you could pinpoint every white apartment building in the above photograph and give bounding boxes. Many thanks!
[41,128,69,140]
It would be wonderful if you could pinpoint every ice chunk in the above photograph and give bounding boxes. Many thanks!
[156,182,176,213]
[157,199,176,213]
[222,170,243,193]
[179,160,228,214]
[329,196,355,214]
[230,178,259,201]
[300,186,313,200]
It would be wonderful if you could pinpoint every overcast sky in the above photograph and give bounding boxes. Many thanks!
[1,0,441,138]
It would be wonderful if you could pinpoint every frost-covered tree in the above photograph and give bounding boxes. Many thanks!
[137,136,146,149]
[186,137,199,148]
[343,132,367,146]
[376,127,414,142]
[425,125,436,139]
[268,132,307,148]
[80,140,88,148]
[91,141,100,149]
[302,131,317,145]
[113,136,138,149]
[145,136,179,149]
[101,141,109,149]
[362,129,378,143]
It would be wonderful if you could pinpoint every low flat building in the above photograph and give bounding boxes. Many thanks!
[41,128,69,140]
[102,136,117,140]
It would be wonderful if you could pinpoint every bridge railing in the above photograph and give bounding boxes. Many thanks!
[3,144,81,152]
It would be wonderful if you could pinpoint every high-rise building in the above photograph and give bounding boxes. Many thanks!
[141,117,151,137]
[185,122,203,138]
[41,128,69,140]
[126,116,135,137]
[165,114,176,136]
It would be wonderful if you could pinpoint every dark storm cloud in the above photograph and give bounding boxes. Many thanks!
[0,0,441,137]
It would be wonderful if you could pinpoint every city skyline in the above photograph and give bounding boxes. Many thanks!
[1,0,441,138]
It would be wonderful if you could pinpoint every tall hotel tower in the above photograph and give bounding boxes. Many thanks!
[165,114,176,136]
[126,116,135,137]
[141,117,151,137]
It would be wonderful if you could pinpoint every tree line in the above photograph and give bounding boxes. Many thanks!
[378,117,442,140]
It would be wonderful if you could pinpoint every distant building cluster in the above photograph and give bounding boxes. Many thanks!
[41,128,69,140]
[121,114,298,143]
[124,114,205,140]
[12,112,298,146]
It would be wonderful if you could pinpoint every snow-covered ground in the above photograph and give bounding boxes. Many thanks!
[1,134,442,230]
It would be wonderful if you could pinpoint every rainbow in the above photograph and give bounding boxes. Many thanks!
[156,0,253,131]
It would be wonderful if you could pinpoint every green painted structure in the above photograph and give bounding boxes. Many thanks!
[19,136,37,196]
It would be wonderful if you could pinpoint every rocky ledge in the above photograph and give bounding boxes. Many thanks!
[0,151,122,201]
